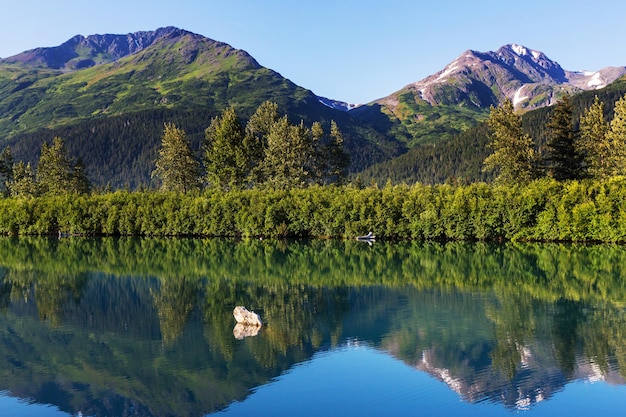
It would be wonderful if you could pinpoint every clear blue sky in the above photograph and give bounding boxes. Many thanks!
[1,0,624,104]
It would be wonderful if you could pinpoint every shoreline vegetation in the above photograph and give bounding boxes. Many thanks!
[2,95,626,243]
[1,177,626,242]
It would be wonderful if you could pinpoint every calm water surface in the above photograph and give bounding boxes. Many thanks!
[1,237,626,416]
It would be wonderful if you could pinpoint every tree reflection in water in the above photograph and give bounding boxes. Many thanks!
[0,237,624,415]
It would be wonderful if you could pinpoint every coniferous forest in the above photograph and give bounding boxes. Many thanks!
[2,91,626,242]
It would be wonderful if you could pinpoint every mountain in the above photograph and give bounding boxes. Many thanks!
[2,32,626,188]
[0,26,317,135]
[357,77,626,185]
[352,44,626,146]
[398,44,626,110]
[0,28,405,188]
[1,27,185,70]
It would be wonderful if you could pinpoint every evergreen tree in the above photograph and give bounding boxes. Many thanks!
[309,121,350,185]
[8,161,37,198]
[204,107,248,189]
[71,158,91,195]
[245,101,280,184]
[579,96,610,179]
[483,99,536,184]
[261,117,314,189]
[307,122,326,184]
[0,146,14,196]
[37,137,77,195]
[543,95,584,180]
[325,120,350,185]
[152,123,201,193]
[605,94,626,176]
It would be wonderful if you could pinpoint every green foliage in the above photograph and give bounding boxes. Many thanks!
[201,103,350,190]
[37,137,75,195]
[7,161,37,198]
[261,117,313,189]
[7,136,93,198]
[579,96,610,179]
[152,123,201,193]
[0,178,625,242]
[204,107,249,189]
[323,121,350,185]
[0,146,13,195]
[605,95,626,176]
[358,123,493,185]
[483,100,536,184]
[543,95,584,180]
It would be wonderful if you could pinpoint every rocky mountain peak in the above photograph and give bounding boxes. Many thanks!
[379,44,626,112]
[0,26,195,70]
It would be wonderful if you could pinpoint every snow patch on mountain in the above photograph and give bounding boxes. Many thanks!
[317,96,358,112]
[513,86,529,107]
[436,59,460,82]
[511,44,528,56]
[586,72,604,88]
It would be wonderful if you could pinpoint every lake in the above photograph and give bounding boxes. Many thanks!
[1,237,626,416]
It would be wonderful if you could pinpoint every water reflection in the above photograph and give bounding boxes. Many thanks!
[0,238,625,416]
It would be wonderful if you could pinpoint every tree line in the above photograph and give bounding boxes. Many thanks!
[0,136,89,198]
[0,101,350,196]
[152,101,350,192]
[484,93,626,183]
[3,97,626,242]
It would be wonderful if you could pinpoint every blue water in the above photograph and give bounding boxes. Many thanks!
[1,238,626,417]
[216,345,626,417]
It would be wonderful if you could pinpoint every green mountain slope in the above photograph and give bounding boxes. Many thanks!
[0,29,311,135]
[358,77,626,185]
[351,91,488,147]
[351,44,626,150]
[0,28,405,187]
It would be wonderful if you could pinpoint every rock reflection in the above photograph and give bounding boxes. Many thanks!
[233,323,261,339]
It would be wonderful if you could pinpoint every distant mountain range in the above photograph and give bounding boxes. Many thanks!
[351,44,626,146]
[1,27,625,187]
[385,43,626,110]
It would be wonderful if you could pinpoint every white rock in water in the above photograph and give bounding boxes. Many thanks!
[233,306,262,326]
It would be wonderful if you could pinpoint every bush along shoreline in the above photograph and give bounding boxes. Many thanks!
[1,177,626,242]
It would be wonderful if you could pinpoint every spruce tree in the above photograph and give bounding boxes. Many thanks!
[9,161,38,198]
[37,137,78,195]
[544,95,584,180]
[605,94,626,176]
[71,158,91,195]
[245,101,280,185]
[152,123,201,193]
[204,107,248,189]
[260,117,314,189]
[579,96,610,179]
[483,99,536,184]
[326,120,350,185]
[0,146,14,196]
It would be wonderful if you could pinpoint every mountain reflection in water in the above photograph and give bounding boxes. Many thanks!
[0,237,625,416]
